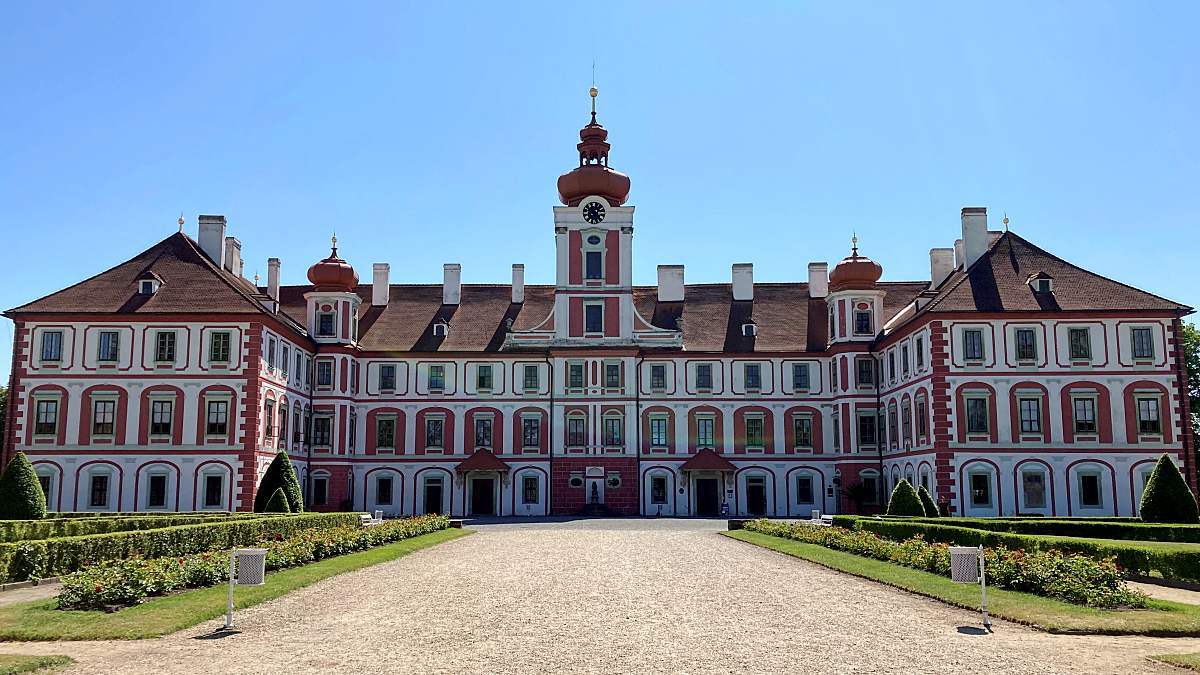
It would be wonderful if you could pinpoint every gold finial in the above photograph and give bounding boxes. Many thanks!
[253,272,260,286]
[331,232,338,255]
[589,85,598,117]
[1002,212,1010,231]
[177,212,184,232]
[851,232,859,255]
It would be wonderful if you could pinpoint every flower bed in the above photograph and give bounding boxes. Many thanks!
[743,519,1146,608]
[831,515,1200,543]
[57,514,450,610]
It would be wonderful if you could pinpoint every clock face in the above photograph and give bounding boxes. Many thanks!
[582,201,606,224]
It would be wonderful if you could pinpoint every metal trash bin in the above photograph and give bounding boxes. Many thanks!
[949,545,991,630]
[811,509,822,521]
[223,548,268,629]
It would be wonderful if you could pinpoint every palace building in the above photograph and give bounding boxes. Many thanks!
[3,90,1194,519]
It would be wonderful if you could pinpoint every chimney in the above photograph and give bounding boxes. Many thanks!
[929,248,954,288]
[953,239,965,269]
[372,263,390,306]
[267,258,281,302]
[511,264,525,304]
[197,215,226,268]
[807,262,829,298]
[443,263,461,305]
[657,265,685,302]
[224,237,243,277]
[961,207,988,269]
[732,263,754,301]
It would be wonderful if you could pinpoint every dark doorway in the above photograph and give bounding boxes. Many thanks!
[747,476,767,516]
[470,477,496,516]
[695,478,720,516]
[424,478,444,515]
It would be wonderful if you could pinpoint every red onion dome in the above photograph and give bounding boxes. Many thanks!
[828,237,883,292]
[556,87,631,207]
[307,236,359,292]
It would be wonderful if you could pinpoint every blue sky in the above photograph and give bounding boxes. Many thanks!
[2,2,1197,379]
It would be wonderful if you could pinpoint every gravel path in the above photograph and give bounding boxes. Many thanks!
[2,519,1200,673]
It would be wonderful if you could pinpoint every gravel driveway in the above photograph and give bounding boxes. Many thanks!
[2,518,1200,673]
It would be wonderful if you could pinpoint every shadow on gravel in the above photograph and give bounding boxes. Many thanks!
[956,626,990,636]
[194,629,241,640]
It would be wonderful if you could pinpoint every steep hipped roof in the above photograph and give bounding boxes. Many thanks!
[918,231,1191,315]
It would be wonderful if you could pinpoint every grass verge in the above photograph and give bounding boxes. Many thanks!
[724,529,1200,636]
[1150,653,1200,670]
[0,528,470,641]
[0,655,73,674]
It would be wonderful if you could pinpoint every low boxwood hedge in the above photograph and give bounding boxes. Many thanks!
[0,512,361,582]
[0,514,252,543]
[835,515,1200,543]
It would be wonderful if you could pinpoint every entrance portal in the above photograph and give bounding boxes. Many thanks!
[695,478,720,516]
[424,478,444,515]
[746,476,767,516]
[470,477,496,516]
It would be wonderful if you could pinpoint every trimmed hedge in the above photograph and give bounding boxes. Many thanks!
[0,512,361,582]
[886,480,924,516]
[0,514,254,544]
[1141,454,1200,523]
[840,517,1200,583]
[0,453,46,520]
[916,486,939,518]
[834,515,1200,543]
[255,452,304,513]
[263,488,291,513]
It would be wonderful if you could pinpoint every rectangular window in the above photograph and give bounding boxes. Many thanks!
[41,331,63,362]
[567,416,586,446]
[584,303,604,333]
[281,346,289,377]
[793,416,813,449]
[901,345,910,376]
[89,399,115,436]
[831,413,841,451]
[425,417,445,449]
[650,364,667,391]
[1015,328,1037,361]
[916,399,927,438]
[603,416,623,446]
[295,353,303,382]
[148,475,167,508]
[317,361,333,387]
[34,399,58,436]
[966,398,989,435]
[696,417,715,448]
[1019,398,1041,434]
[854,309,872,335]
[279,407,288,444]
[901,403,912,444]
[696,363,713,390]
[522,475,539,504]
[523,364,539,391]
[857,414,876,446]
[1079,473,1102,508]
[568,363,585,390]
[796,475,814,504]
[856,359,874,386]
[522,417,540,448]
[651,476,667,505]
[376,477,393,505]
[963,329,984,361]
[204,475,223,508]
[1022,471,1046,509]
[312,477,328,506]
[585,250,603,280]
[650,417,668,447]
[98,331,120,362]
[474,417,493,448]
[312,417,332,446]
[887,353,896,381]
[969,473,991,507]
[376,417,396,449]
[150,400,173,437]
[209,331,231,363]
[744,363,761,390]
[292,410,302,443]
[1073,398,1097,434]
[427,364,446,391]
[207,400,229,436]
[793,363,809,391]
[380,364,396,391]
[915,338,925,369]
[267,337,276,370]
[1138,398,1162,434]
[605,363,621,389]
[888,407,899,447]
[317,313,336,337]
[745,417,764,448]
[1132,327,1154,359]
[477,364,494,391]
[829,361,837,389]
[263,401,275,438]
[1068,328,1092,360]
[89,475,109,508]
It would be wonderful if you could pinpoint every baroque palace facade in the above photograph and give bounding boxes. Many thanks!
[3,95,1195,519]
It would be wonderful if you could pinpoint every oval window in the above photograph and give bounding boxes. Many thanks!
[587,235,602,245]
[569,476,584,488]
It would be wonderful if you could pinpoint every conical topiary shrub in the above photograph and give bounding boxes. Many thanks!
[0,452,47,519]
[263,487,291,513]
[254,451,304,513]
[886,479,925,517]
[1140,454,1200,523]
[917,485,939,518]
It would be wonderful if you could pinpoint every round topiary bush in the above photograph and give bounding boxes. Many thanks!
[254,451,305,513]
[262,487,291,513]
[0,452,48,520]
[886,479,925,517]
[917,485,939,518]
[1140,454,1200,523]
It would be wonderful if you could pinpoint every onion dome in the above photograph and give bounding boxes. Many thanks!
[828,234,883,292]
[307,235,359,292]
[557,87,631,207]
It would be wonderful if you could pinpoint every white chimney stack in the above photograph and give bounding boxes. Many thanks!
[443,263,461,305]
[657,265,685,302]
[929,248,954,288]
[961,207,988,269]
[267,258,281,302]
[953,238,965,269]
[732,263,754,301]
[372,263,390,306]
[511,264,525,304]
[224,237,243,277]
[197,215,226,269]
[807,262,829,298]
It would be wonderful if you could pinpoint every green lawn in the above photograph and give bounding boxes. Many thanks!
[724,530,1200,636]
[0,655,73,674]
[0,528,470,641]
[1151,653,1200,670]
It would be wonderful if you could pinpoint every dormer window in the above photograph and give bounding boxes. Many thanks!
[433,320,449,337]
[742,322,757,337]
[1028,273,1054,293]
[317,312,336,337]
[139,280,158,295]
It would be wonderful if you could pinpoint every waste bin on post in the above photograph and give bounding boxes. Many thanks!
[223,548,268,630]
[949,545,991,631]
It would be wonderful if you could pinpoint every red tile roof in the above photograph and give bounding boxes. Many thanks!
[679,449,737,472]
[455,448,510,473]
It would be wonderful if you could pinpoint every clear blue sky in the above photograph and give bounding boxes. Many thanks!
[2,2,1198,380]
